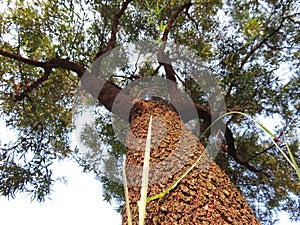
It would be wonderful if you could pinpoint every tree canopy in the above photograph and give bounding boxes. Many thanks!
[0,0,299,224]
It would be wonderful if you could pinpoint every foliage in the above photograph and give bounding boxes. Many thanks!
[0,0,299,223]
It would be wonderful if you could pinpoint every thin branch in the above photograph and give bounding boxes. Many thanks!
[95,0,133,59]
[14,68,52,101]
[161,2,193,41]
[225,8,289,101]
[110,0,133,47]
[185,10,200,31]
[239,7,287,70]
[151,64,162,77]
[224,77,234,102]
[247,145,273,161]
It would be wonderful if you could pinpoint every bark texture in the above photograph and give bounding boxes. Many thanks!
[123,100,261,225]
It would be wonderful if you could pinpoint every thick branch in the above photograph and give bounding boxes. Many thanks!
[0,49,45,68]
[0,48,132,119]
[80,71,134,119]
[225,125,264,174]
[0,49,86,101]
[161,59,182,106]
[0,49,86,76]
[47,58,86,76]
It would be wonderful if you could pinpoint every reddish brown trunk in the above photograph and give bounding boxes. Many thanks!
[123,100,260,225]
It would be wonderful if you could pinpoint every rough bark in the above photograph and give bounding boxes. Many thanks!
[123,100,261,225]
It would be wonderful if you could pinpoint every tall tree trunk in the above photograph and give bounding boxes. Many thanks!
[123,100,261,225]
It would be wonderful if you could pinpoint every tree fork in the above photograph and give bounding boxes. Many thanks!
[0,48,262,175]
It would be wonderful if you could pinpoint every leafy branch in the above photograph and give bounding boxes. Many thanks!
[204,111,300,180]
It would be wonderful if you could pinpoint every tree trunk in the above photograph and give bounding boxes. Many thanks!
[123,100,261,225]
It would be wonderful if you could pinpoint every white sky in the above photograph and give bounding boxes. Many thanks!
[0,159,122,225]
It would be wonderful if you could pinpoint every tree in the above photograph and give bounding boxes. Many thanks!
[0,0,299,224]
